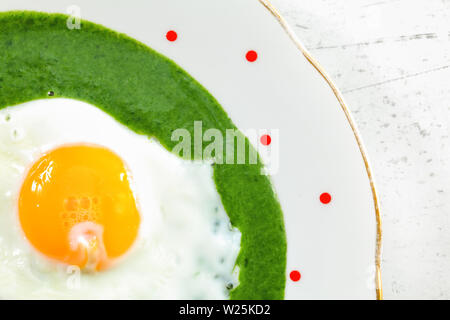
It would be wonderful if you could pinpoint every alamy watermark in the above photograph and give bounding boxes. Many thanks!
[66,265,81,290]
[66,5,81,30]
[171,121,279,175]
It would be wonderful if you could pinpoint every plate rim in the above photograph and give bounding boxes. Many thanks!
[258,0,383,300]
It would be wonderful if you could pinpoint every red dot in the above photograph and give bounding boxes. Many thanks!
[290,270,301,282]
[320,192,332,204]
[246,50,258,62]
[166,30,178,42]
[260,134,271,146]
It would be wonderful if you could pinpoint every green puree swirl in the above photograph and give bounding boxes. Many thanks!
[0,11,286,299]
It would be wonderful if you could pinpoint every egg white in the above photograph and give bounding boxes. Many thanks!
[0,98,241,299]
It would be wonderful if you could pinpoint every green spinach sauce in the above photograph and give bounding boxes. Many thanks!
[0,11,286,299]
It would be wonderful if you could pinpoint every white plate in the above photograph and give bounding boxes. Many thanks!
[0,0,382,299]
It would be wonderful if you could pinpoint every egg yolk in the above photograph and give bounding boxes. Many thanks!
[18,145,140,271]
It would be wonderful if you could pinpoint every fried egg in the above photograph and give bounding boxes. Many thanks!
[0,98,241,299]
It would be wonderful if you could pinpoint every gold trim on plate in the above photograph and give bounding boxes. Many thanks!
[258,0,383,300]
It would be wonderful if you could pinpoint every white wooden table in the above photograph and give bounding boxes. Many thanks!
[271,0,450,299]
